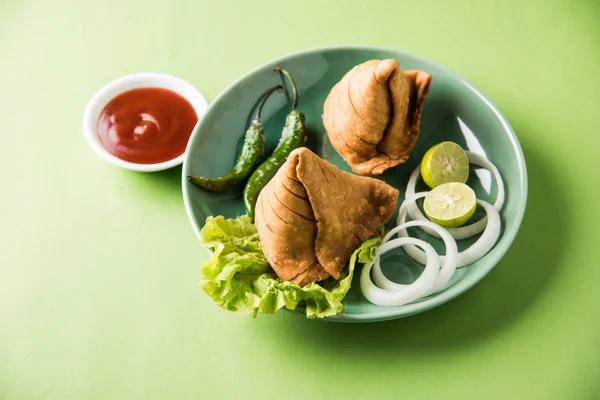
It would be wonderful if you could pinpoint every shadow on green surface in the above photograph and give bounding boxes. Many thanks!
[246,115,567,356]
[124,165,183,196]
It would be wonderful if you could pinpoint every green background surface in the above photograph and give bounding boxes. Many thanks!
[1,0,599,399]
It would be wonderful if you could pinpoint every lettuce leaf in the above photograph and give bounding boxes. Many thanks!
[199,214,381,318]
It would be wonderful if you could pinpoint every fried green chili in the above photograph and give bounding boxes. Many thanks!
[187,85,283,191]
[243,68,307,220]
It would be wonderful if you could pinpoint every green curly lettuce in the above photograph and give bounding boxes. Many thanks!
[199,215,381,318]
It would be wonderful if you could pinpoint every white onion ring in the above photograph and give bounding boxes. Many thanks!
[405,151,505,240]
[360,237,440,307]
[373,215,458,294]
[398,192,501,268]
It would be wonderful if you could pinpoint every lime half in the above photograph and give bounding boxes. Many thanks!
[421,141,469,189]
[424,182,477,228]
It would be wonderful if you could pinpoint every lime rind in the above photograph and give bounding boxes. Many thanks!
[421,142,469,189]
[423,182,477,228]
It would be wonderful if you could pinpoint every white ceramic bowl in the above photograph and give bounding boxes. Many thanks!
[83,72,208,172]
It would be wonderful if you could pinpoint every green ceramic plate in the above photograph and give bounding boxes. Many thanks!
[182,45,528,323]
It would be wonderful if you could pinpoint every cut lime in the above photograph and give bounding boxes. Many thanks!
[421,141,469,189]
[423,182,477,228]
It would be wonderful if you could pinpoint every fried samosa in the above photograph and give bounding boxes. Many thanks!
[255,147,399,286]
[322,59,432,175]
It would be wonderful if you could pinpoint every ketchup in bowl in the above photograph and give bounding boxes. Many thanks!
[97,88,198,164]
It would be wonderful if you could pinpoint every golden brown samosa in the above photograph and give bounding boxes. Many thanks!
[322,59,432,175]
[255,147,399,286]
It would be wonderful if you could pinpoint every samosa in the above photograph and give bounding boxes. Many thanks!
[255,147,399,286]
[322,59,432,175]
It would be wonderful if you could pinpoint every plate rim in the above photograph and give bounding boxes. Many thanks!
[181,44,529,322]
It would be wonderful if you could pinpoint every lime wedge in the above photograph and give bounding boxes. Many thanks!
[423,182,477,228]
[421,142,469,189]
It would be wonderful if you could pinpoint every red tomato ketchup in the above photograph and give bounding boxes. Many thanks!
[97,88,198,164]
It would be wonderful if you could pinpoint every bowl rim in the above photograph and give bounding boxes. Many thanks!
[82,72,208,172]
[181,44,529,322]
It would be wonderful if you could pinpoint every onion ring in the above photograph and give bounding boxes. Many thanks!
[373,214,458,294]
[398,192,501,268]
[360,237,440,307]
[404,151,505,240]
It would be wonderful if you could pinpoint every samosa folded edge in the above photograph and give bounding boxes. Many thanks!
[322,59,432,175]
[255,147,399,286]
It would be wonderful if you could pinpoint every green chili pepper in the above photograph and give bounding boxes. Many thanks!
[187,85,283,191]
[243,68,307,220]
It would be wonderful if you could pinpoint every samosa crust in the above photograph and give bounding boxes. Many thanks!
[255,147,399,286]
[323,59,432,175]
